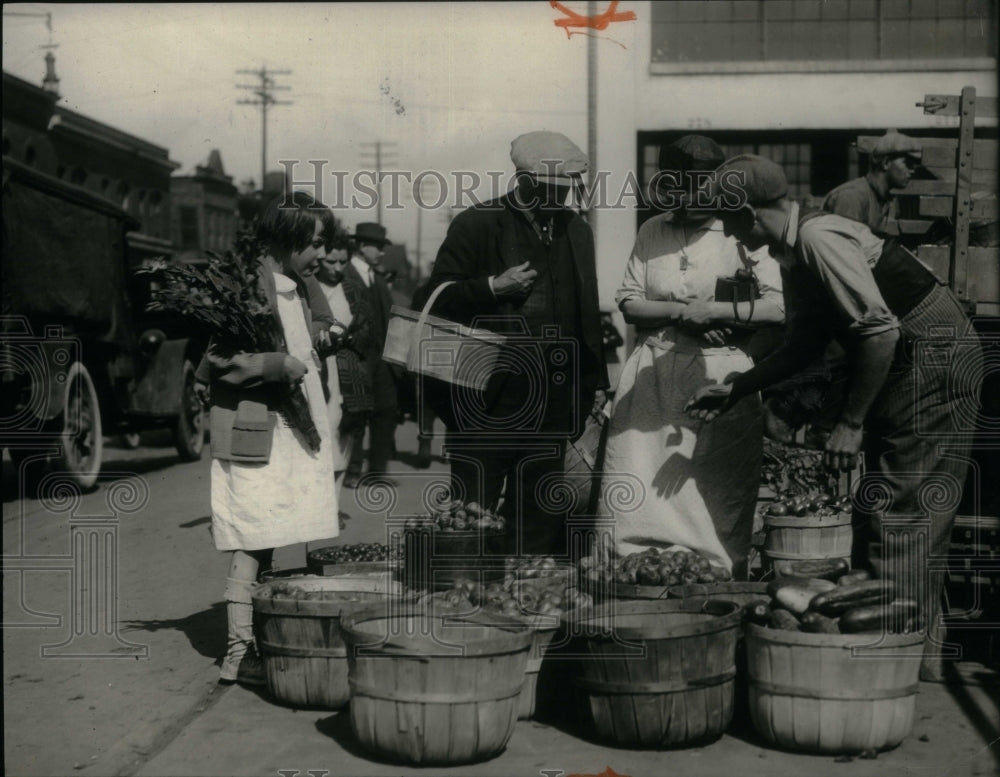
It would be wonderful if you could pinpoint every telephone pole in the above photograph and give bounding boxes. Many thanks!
[236,66,292,193]
[359,141,398,225]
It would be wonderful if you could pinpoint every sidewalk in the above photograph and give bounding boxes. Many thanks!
[138,672,999,777]
[3,426,997,777]
[142,425,1000,777]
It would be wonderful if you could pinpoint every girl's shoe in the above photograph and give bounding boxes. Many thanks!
[219,644,266,687]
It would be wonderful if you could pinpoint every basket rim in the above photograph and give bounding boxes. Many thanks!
[763,512,852,528]
[418,591,590,632]
[667,582,769,599]
[340,602,534,655]
[745,621,927,648]
[252,575,403,615]
[572,598,743,639]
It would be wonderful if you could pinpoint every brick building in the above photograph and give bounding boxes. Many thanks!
[2,59,179,264]
[170,150,239,261]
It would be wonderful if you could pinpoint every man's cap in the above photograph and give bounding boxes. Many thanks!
[658,135,725,175]
[871,131,922,160]
[511,131,589,184]
[352,222,391,246]
[712,154,789,208]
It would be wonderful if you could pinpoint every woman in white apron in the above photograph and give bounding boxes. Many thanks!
[599,137,785,577]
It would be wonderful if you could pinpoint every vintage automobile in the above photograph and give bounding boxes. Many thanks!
[1,155,205,489]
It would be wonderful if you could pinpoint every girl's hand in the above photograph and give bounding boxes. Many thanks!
[282,355,308,384]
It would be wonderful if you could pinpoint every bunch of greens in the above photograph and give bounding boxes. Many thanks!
[137,231,321,450]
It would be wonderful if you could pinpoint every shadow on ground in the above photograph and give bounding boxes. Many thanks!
[121,601,226,659]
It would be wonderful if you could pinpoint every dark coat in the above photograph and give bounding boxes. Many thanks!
[343,260,393,348]
[426,195,607,427]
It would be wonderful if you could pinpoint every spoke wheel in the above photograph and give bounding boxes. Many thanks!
[53,363,103,490]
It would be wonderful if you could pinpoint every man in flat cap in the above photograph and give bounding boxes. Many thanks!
[686,154,982,680]
[426,130,607,556]
[823,130,923,236]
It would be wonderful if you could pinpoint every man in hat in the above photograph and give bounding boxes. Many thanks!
[426,130,607,556]
[823,131,923,236]
[342,222,398,487]
[686,154,982,680]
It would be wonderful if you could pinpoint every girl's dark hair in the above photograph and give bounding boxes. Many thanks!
[256,191,330,252]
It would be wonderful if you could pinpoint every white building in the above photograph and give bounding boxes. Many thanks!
[591,0,997,306]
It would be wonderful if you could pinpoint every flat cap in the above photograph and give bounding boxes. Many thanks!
[872,131,922,159]
[511,131,588,184]
[659,134,725,174]
[713,154,788,207]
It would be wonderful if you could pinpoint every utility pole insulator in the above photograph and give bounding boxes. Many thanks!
[236,67,294,195]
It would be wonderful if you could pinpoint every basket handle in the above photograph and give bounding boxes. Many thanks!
[408,280,457,371]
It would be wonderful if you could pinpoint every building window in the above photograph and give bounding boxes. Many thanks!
[179,206,199,249]
[639,136,818,207]
[651,0,996,72]
[71,166,88,186]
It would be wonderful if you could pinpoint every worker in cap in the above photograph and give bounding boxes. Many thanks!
[600,137,785,578]
[424,129,607,557]
[823,130,923,235]
[688,154,982,681]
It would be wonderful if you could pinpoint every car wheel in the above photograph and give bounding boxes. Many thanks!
[51,362,103,490]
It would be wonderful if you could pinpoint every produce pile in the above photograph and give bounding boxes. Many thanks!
[402,499,506,532]
[436,568,593,620]
[763,490,852,518]
[505,555,565,579]
[744,561,921,635]
[310,543,402,564]
[256,582,372,602]
[580,547,731,587]
[761,439,833,497]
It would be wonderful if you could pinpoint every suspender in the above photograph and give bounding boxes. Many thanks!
[796,210,936,318]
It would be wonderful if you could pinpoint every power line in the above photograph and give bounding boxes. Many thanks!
[359,141,398,227]
[236,66,292,192]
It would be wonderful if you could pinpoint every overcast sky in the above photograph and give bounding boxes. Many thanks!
[4,2,604,265]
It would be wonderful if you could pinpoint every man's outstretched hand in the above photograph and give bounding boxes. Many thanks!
[823,421,863,472]
[684,383,734,422]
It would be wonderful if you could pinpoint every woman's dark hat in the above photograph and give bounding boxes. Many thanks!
[352,222,391,246]
[658,135,725,175]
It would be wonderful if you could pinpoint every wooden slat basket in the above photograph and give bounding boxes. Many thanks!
[341,604,532,765]
[252,575,404,709]
[573,598,742,748]
[746,623,924,753]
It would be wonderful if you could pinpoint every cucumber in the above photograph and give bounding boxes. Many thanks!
[837,569,872,587]
[839,599,919,634]
[766,576,837,598]
[810,580,896,617]
[800,612,841,634]
[775,585,818,615]
[768,608,801,631]
[774,558,850,582]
